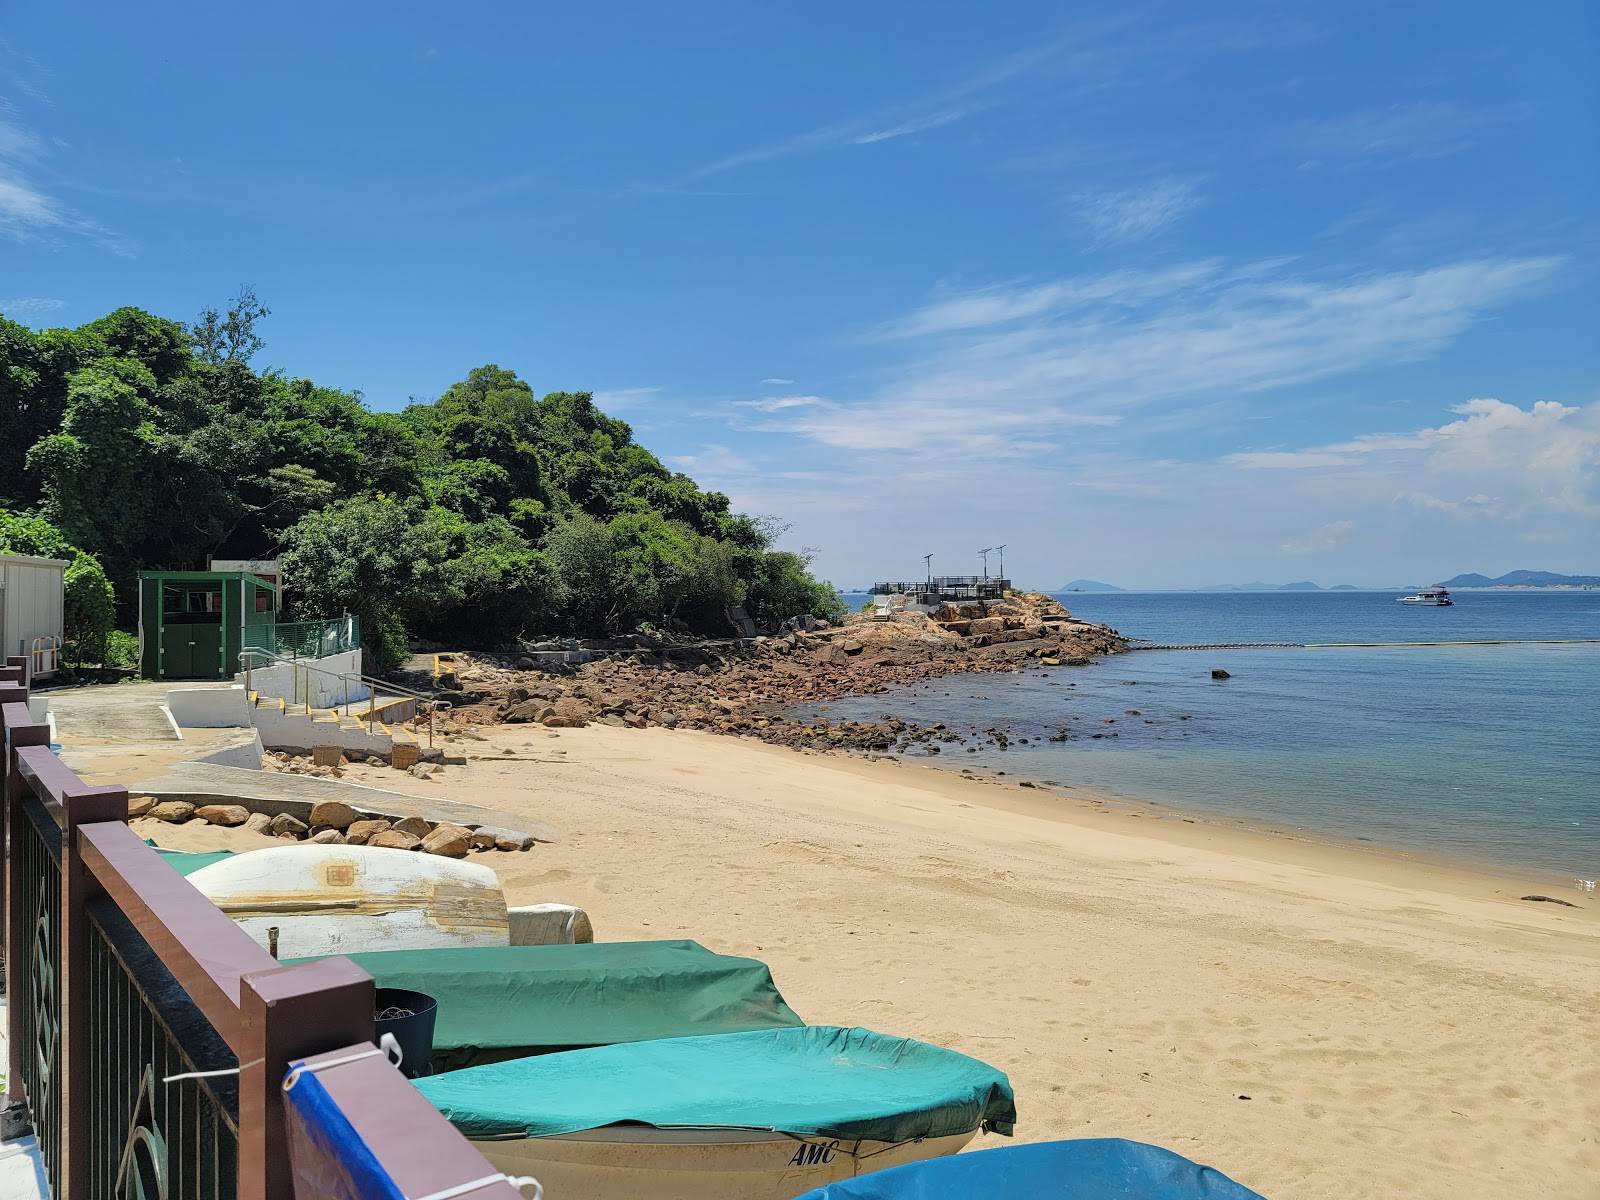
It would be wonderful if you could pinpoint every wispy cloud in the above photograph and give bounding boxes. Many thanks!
[853,108,969,145]
[734,395,829,414]
[724,256,1561,472]
[1231,398,1600,519]
[676,40,1068,185]
[1,295,63,317]
[759,377,794,386]
[592,386,660,412]
[0,92,126,252]
[1293,101,1524,167]
[1072,178,1201,247]
[1282,520,1354,555]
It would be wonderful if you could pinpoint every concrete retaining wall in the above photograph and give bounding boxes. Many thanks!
[244,649,367,709]
[194,728,265,770]
[166,685,251,729]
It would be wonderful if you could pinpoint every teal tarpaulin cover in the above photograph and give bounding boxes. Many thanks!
[792,1139,1266,1199]
[287,940,805,1071]
[149,844,236,876]
[415,1025,1017,1144]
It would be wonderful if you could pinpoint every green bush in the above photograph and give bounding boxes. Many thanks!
[63,551,116,664]
[104,630,140,671]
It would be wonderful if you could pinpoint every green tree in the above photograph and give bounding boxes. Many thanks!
[189,285,270,365]
[63,552,116,665]
[278,495,458,670]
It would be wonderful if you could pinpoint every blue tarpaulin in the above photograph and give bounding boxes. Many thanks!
[282,1063,404,1200]
[792,1138,1266,1199]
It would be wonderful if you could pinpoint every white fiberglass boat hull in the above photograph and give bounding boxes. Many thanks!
[184,844,509,959]
[475,1126,979,1200]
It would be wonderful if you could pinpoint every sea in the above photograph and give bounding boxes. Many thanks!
[823,590,1600,886]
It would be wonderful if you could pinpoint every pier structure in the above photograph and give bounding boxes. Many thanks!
[872,576,1013,605]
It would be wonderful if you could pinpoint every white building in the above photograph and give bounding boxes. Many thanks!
[0,553,67,676]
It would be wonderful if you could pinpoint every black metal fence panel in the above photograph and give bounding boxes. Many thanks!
[16,790,63,1192]
[85,898,239,1200]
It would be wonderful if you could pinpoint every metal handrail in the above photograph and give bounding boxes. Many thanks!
[238,647,453,746]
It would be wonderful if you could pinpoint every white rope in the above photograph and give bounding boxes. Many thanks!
[162,1057,263,1083]
[410,1173,542,1200]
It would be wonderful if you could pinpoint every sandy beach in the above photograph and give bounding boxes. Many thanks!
[138,719,1600,1198]
[300,723,1600,1197]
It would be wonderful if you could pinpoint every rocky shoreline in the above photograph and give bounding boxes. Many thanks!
[435,593,1127,757]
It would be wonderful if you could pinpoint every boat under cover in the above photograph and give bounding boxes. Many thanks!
[791,1137,1266,1198]
[415,1025,1016,1145]
[288,940,805,1071]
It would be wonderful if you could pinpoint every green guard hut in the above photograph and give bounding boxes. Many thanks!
[137,570,277,680]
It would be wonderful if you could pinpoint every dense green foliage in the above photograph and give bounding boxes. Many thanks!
[1,304,842,664]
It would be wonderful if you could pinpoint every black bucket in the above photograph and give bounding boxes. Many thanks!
[374,987,437,1079]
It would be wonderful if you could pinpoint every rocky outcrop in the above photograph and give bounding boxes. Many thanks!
[426,592,1125,760]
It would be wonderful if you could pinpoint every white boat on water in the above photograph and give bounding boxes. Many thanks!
[1397,586,1454,606]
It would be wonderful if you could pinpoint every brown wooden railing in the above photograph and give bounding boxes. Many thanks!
[1,655,523,1200]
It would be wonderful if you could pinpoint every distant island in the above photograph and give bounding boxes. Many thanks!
[1044,572,1596,593]
[1438,570,1600,589]
[1057,579,1124,592]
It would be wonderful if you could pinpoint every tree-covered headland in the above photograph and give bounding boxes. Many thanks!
[0,295,842,668]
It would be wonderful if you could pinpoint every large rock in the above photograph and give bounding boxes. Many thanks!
[476,825,537,852]
[308,800,360,829]
[368,830,422,851]
[307,829,346,845]
[127,796,155,818]
[149,801,195,824]
[269,813,308,838]
[392,815,432,839]
[540,697,592,728]
[345,818,392,845]
[505,700,555,724]
[243,812,273,835]
[195,804,249,827]
[421,827,471,858]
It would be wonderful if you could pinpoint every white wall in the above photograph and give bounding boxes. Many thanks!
[166,685,252,728]
[0,554,67,675]
[242,648,368,709]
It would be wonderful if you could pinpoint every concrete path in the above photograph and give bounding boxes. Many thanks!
[0,998,49,1200]
[43,680,223,744]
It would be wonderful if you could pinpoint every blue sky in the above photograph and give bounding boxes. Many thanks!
[3,3,1596,588]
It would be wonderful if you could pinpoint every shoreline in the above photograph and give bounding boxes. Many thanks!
[721,732,1600,903]
[833,747,1598,896]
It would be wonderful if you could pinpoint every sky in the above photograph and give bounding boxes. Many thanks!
[2,2,1597,589]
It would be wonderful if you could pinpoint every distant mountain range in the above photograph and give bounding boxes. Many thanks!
[1047,570,1597,593]
[1195,581,1358,592]
[1438,570,1600,588]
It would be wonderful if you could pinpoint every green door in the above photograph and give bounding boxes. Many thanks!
[190,624,223,678]
[161,624,192,677]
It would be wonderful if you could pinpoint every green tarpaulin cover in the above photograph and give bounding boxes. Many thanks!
[415,1025,1016,1144]
[288,940,804,1071]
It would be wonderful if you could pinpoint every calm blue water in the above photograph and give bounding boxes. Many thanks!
[824,591,1600,882]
